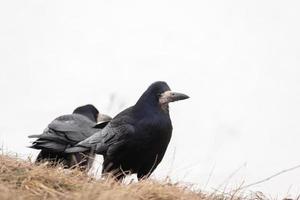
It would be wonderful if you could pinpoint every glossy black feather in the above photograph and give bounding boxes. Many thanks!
[66,82,181,179]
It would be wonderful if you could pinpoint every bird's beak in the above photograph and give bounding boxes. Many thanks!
[159,91,190,104]
[97,113,112,123]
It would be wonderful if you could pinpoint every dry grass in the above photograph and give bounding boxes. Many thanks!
[0,154,267,200]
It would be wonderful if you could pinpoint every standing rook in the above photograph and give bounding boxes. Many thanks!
[66,82,189,179]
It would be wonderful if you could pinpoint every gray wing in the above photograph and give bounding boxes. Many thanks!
[65,118,135,154]
[48,114,97,141]
[29,114,99,152]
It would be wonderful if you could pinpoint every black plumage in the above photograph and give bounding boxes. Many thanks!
[66,82,189,179]
[29,104,111,170]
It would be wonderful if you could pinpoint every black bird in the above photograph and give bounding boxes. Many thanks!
[29,104,111,170]
[66,82,189,179]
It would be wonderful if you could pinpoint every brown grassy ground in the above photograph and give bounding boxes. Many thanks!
[0,154,267,200]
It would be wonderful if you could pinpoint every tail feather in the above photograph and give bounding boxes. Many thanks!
[30,140,67,152]
[65,146,90,153]
[28,134,41,138]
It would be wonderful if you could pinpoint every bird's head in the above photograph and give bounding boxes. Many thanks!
[73,104,99,122]
[136,81,189,111]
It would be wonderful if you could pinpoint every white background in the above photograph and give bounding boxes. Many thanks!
[1,0,300,197]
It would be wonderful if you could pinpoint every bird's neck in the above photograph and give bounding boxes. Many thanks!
[160,103,169,113]
[133,102,170,119]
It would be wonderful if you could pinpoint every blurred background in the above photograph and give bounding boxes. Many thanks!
[0,0,300,197]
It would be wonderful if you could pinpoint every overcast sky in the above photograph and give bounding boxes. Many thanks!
[1,0,300,197]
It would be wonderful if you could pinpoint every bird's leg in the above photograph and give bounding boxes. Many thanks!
[86,146,96,171]
[70,154,78,167]
[101,162,126,182]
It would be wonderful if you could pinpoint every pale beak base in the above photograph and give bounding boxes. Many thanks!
[159,91,189,104]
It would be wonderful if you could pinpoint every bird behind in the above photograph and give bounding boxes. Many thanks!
[29,104,111,170]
